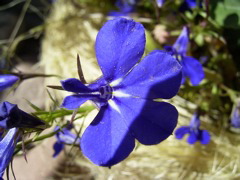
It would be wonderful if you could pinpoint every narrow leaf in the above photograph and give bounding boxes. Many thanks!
[77,54,86,84]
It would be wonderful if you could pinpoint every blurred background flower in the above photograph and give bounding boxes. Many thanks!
[0,75,19,92]
[175,113,211,144]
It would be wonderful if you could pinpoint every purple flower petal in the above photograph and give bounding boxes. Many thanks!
[95,18,145,82]
[200,130,210,144]
[108,11,128,17]
[0,101,45,129]
[117,98,178,145]
[58,129,79,144]
[61,78,91,93]
[118,50,182,99]
[53,141,64,158]
[115,0,138,14]
[61,95,92,110]
[189,113,200,129]
[230,102,240,128]
[0,75,19,92]
[87,77,106,91]
[53,126,80,158]
[185,0,197,8]
[0,102,15,128]
[187,131,197,144]
[61,78,108,109]
[181,56,205,86]
[156,0,165,7]
[81,105,135,166]
[164,45,176,56]
[175,126,190,139]
[0,128,18,175]
[173,26,189,56]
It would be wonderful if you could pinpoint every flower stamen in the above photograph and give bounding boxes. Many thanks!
[99,85,113,100]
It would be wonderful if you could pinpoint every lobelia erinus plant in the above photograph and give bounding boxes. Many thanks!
[59,17,182,166]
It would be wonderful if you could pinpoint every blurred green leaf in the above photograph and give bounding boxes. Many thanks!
[25,99,43,112]
[211,0,240,29]
[194,33,204,46]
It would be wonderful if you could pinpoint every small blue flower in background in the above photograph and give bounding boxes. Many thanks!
[53,124,80,158]
[165,26,205,86]
[175,113,211,145]
[156,0,165,7]
[173,26,189,56]
[185,0,197,8]
[109,0,139,17]
[0,128,19,179]
[230,101,240,128]
[60,18,182,166]
[181,0,198,10]
[0,75,19,92]
[159,0,198,9]
[0,101,45,129]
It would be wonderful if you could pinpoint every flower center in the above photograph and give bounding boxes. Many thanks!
[99,85,113,100]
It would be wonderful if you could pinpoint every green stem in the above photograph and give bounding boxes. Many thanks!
[7,0,32,58]
[16,131,57,149]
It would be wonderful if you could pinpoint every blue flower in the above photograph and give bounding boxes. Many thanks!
[53,125,80,158]
[0,101,45,179]
[185,0,197,8]
[109,0,139,16]
[165,26,205,86]
[0,128,19,179]
[159,0,198,9]
[60,18,182,166]
[230,102,240,128]
[0,101,45,129]
[172,26,189,56]
[175,113,210,144]
[156,0,165,7]
[0,75,19,92]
